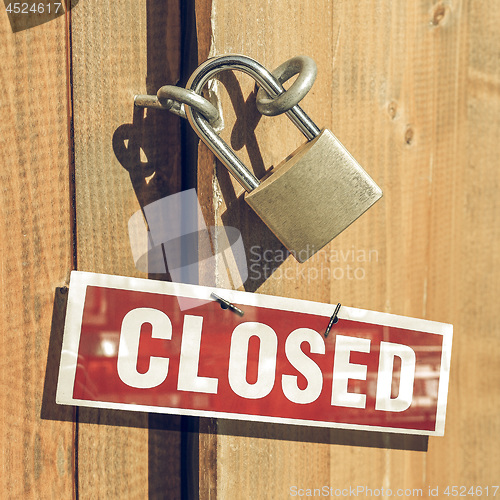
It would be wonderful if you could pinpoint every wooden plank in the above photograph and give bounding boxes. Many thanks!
[195,1,337,496]
[195,0,500,497]
[71,0,183,497]
[426,0,500,488]
[0,9,75,500]
[194,4,220,498]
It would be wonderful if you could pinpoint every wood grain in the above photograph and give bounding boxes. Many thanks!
[2,0,499,497]
[195,0,500,497]
[71,0,183,497]
[0,8,75,499]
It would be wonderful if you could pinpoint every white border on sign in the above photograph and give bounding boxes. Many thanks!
[56,271,453,436]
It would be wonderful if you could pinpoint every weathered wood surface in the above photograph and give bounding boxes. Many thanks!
[0,8,75,499]
[2,0,500,498]
[71,0,183,497]
[195,0,500,497]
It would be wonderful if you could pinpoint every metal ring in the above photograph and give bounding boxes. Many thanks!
[157,85,220,126]
[256,56,317,116]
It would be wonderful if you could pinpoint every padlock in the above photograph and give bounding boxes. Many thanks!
[184,55,382,263]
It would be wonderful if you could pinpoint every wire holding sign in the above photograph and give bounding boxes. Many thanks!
[324,303,341,337]
[210,293,245,316]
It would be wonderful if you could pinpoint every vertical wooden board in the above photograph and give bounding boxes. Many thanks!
[72,0,182,277]
[195,0,500,497]
[0,9,74,500]
[195,1,336,497]
[71,0,183,497]
[326,0,467,491]
[426,0,500,488]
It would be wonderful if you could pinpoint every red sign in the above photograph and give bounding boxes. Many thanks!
[57,271,452,435]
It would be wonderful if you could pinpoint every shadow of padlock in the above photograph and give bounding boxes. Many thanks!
[128,189,248,310]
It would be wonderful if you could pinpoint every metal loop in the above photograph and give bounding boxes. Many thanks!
[134,87,220,128]
[256,56,317,116]
[157,86,221,127]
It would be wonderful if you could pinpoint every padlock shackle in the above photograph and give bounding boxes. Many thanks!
[185,55,321,192]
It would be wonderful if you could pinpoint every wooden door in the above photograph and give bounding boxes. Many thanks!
[194,0,500,497]
[1,0,500,498]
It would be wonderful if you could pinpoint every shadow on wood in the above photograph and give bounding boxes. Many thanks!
[209,71,291,291]
[220,191,290,292]
[3,0,79,33]
[40,287,75,424]
[213,418,428,452]
[113,106,183,284]
[40,287,184,431]
[113,107,182,216]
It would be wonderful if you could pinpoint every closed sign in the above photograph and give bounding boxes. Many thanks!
[57,272,452,435]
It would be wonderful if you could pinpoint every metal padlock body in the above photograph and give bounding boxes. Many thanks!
[245,129,382,262]
[186,55,382,263]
